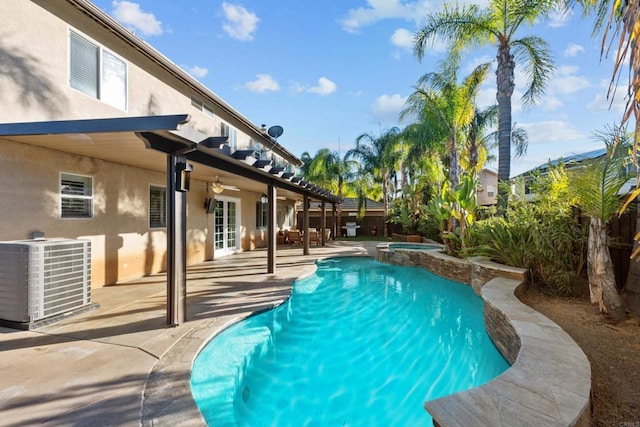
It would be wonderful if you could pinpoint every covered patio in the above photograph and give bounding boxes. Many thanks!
[0,241,378,425]
[0,114,341,327]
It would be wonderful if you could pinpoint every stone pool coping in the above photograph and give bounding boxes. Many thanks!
[376,244,591,426]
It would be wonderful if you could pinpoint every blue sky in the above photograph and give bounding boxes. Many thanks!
[91,0,627,177]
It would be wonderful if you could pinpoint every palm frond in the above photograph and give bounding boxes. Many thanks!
[511,36,555,107]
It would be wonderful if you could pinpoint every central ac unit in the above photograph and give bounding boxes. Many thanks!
[0,238,91,325]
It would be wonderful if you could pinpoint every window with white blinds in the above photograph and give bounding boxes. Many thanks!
[69,30,127,110]
[60,173,93,218]
[149,185,166,228]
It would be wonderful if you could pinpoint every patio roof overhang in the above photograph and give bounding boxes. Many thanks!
[0,114,340,326]
[0,114,340,203]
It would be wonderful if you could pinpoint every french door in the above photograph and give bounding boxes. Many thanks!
[213,196,240,257]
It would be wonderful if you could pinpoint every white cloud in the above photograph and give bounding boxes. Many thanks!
[292,77,337,96]
[245,74,279,93]
[520,121,585,144]
[187,65,208,78]
[564,43,585,58]
[371,94,407,123]
[340,0,418,33]
[391,28,413,50]
[308,77,337,95]
[340,0,488,33]
[541,95,563,111]
[551,66,590,95]
[548,8,572,28]
[111,1,162,36]
[221,2,259,41]
[587,84,628,112]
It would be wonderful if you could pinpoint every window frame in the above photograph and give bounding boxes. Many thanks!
[220,122,238,152]
[60,172,94,219]
[256,200,268,230]
[149,185,167,229]
[68,29,128,111]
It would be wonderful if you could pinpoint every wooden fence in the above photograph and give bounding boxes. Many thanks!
[297,207,637,290]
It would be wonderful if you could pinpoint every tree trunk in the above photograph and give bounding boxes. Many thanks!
[448,136,459,189]
[587,217,625,322]
[382,174,389,238]
[623,202,640,317]
[496,41,515,211]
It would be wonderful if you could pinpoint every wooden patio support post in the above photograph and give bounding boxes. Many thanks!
[332,203,337,240]
[321,201,326,246]
[303,194,310,255]
[166,154,188,326]
[267,183,277,273]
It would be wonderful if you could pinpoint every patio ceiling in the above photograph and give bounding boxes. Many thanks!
[0,114,340,203]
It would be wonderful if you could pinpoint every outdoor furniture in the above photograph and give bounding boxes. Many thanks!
[277,230,287,244]
[341,222,360,237]
[322,228,331,243]
[288,230,301,244]
[309,230,320,246]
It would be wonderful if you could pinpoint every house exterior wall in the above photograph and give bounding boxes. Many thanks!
[0,0,303,287]
[477,169,498,206]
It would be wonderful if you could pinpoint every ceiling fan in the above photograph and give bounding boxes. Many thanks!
[209,176,240,193]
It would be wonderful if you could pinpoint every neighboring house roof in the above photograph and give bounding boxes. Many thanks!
[310,197,384,211]
[515,148,607,178]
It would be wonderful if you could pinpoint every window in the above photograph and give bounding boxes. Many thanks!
[191,96,215,118]
[60,173,93,218]
[252,141,270,160]
[220,122,237,152]
[149,185,167,228]
[69,31,127,110]
[487,185,495,198]
[256,201,268,229]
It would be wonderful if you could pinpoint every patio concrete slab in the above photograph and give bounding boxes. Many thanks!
[0,242,376,426]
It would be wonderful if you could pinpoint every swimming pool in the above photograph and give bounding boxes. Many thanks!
[190,257,509,426]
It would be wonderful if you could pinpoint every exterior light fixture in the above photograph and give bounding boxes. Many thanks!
[210,177,224,194]
[260,194,269,204]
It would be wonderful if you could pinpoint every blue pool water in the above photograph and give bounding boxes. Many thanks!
[191,257,509,426]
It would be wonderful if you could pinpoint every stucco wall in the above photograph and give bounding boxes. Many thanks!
[0,139,283,287]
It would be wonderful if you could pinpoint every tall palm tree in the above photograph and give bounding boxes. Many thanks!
[402,59,490,190]
[348,127,401,237]
[571,126,631,322]
[413,0,555,208]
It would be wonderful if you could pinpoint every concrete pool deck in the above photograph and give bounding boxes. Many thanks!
[0,242,375,426]
[0,241,591,426]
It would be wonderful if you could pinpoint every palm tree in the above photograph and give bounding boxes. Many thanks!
[402,59,490,190]
[463,105,497,173]
[348,127,401,237]
[304,148,357,237]
[571,126,631,322]
[574,0,640,318]
[413,0,555,208]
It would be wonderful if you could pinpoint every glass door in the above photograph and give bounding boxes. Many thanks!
[213,196,240,257]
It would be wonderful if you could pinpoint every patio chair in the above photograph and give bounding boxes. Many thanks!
[309,230,320,246]
[288,230,301,244]
[277,230,287,245]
